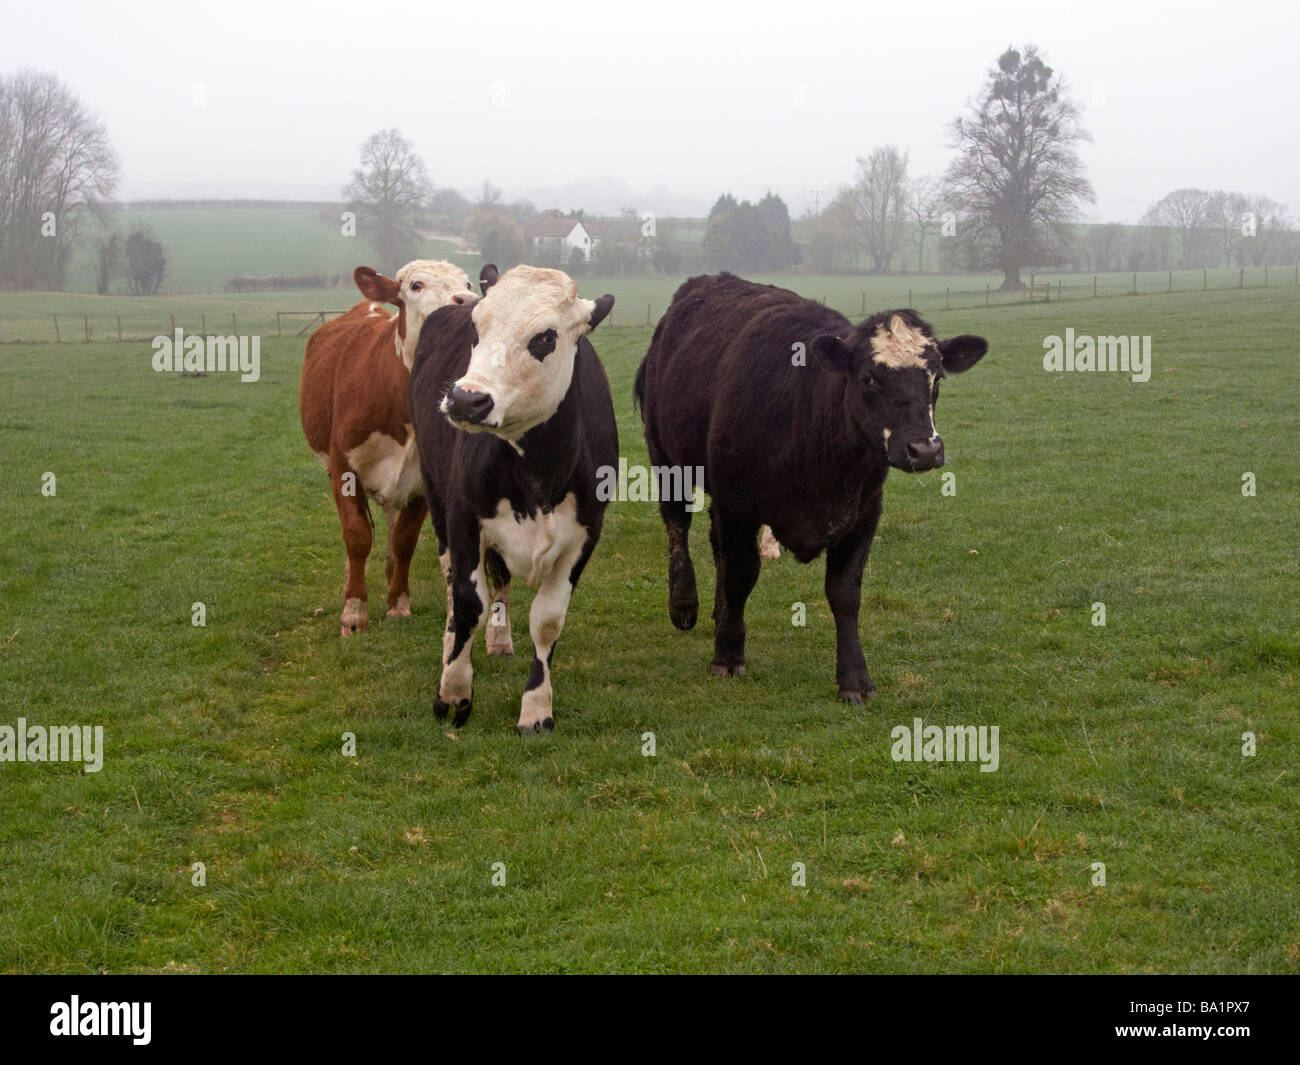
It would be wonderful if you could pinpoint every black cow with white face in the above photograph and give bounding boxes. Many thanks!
[408,265,617,734]
[634,273,987,703]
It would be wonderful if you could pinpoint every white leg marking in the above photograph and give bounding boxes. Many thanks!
[517,552,580,733]
[439,559,487,705]
[485,580,514,656]
[759,525,781,561]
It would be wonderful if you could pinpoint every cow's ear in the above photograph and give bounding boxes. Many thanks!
[587,294,614,332]
[811,333,853,373]
[938,334,987,374]
[354,266,401,305]
[479,263,499,295]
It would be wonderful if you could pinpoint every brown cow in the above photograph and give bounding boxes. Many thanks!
[300,259,506,638]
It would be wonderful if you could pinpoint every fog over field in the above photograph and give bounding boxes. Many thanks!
[2,0,1294,220]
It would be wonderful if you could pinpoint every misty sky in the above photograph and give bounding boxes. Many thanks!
[4,0,1296,221]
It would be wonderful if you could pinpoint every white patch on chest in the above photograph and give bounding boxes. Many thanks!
[481,492,586,587]
[345,429,423,508]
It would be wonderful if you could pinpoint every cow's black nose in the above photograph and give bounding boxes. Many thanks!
[907,437,944,471]
[446,385,493,424]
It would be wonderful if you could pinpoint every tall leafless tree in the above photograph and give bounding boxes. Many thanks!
[342,129,432,272]
[0,70,119,290]
[905,175,945,273]
[1148,187,1210,268]
[945,46,1094,290]
[833,146,909,273]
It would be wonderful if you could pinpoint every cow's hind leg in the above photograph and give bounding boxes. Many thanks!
[661,497,698,630]
[824,493,882,704]
[384,497,426,618]
[436,548,488,728]
[330,456,373,637]
[709,503,761,678]
[517,540,587,736]
[483,548,514,656]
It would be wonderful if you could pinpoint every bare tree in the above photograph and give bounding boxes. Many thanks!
[0,70,119,290]
[945,45,1094,290]
[905,175,945,272]
[833,146,909,272]
[1148,188,1210,268]
[1241,195,1291,266]
[1205,190,1249,267]
[1085,222,1124,273]
[342,129,432,272]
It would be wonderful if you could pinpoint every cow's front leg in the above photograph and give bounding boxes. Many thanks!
[484,548,514,657]
[517,542,586,736]
[384,498,426,618]
[435,548,487,728]
[824,494,882,704]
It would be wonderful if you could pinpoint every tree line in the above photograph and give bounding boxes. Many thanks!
[2,49,1296,294]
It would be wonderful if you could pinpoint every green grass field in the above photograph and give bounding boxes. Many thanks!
[0,283,1296,973]
[61,205,473,294]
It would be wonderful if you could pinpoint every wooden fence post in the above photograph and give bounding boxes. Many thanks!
[1057,280,1062,301]
[201,312,206,336]
[985,284,989,306]
[117,316,123,342]
[1264,267,1269,287]
[1239,268,1244,289]
[84,315,90,342]
[276,311,282,338]
[861,292,866,314]
[170,314,176,333]
[1093,275,1097,298]
[1131,272,1136,295]
[1203,268,1207,290]
[53,315,60,343]
[945,287,950,309]
[908,289,912,308]
[1168,271,1172,293]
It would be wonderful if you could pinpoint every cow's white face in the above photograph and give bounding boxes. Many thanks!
[396,259,475,321]
[354,260,477,368]
[442,265,612,440]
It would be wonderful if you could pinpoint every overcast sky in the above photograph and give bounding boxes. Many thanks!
[4,0,1295,221]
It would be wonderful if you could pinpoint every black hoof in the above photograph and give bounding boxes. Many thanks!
[516,717,554,738]
[839,687,877,705]
[434,696,449,720]
[669,598,698,631]
[452,700,472,728]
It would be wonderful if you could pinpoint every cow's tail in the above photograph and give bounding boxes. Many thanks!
[632,356,648,422]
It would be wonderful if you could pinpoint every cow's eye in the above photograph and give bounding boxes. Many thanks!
[411,281,424,291]
[528,328,558,361]
[466,281,472,290]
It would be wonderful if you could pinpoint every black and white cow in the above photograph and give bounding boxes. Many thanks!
[634,273,987,703]
[407,265,617,734]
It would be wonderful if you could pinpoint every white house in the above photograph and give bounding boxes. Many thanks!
[524,210,599,261]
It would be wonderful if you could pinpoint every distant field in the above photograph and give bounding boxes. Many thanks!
[2,266,1290,345]
[62,206,472,294]
[0,284,1296,972]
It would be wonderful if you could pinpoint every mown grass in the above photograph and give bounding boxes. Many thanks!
[0,285,1296,972]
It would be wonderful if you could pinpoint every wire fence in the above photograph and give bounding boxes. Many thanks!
[1,266,1295,344]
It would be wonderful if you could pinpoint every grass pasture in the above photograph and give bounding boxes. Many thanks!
[0,283,1296,973]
